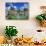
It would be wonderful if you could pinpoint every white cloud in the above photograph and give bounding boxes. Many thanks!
[20,6,25,10]
[24,4,28,8]
[7,6,10,10]
[20,4,28,10]
[6,6,17,11]
[6,6,10,11]
[14,6,17,10]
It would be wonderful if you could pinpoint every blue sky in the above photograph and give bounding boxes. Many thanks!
[6,2,28,10]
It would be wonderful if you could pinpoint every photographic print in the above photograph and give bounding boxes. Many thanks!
[6,2,29,20]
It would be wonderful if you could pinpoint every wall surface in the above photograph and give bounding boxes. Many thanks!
[0,0,46,41]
